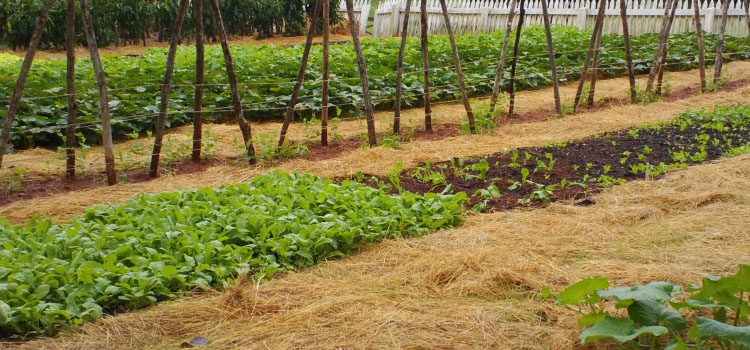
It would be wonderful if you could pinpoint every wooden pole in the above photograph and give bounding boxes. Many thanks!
[394,0,413,134]
[508,0,526,117]
[646,0,677,93]
[540,0,561,115]
[65,0,77,178]
[693,0,707,92]
[322,0,330,146]
[620,0,637,103]
[150,0,189,177]
[81,0,117,185]
[192,0,205,161]
[0,0,54,169]
[573,0,605,113]
[586,9,605,106]
[656,41,668,95]
[209,0,256,163]
[345,0,377,146]
[439,0,475,133]
[489,0,517,114]
[420,0,432,132]
[278,0,322,148]
[713,0,730,84]
[744,0,750,35]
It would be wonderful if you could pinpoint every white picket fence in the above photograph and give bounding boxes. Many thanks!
[370,0,750,37]
[337,0,373,35]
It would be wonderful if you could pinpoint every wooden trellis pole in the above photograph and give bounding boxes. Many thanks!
[0,0,54,169]
[439,0,475,133]
[421,0,433,132]
[81,0,117,185]
[322,0,330,145]
[65,0,77,178]
[192,0,205,161]
[745,0,750,34]
[656,41,669,95]
[586,10,605,106]
[573,0,605,113]
[693,0,707,92]
[508,0,526,117]
[540,0,561,115]
[393,0,413,134]
[345,0,377,146]
[713,0,731,84]
[209,0,256,162]
[646,0,678,93]
[150,0,189,177]
[489,0,517,114]
[620,0,637,103]
[278,0,323,148]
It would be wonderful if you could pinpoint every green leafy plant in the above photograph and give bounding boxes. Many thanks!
[546,265,750,350]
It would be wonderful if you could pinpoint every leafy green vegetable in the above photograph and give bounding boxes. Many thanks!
[0,171,466,337]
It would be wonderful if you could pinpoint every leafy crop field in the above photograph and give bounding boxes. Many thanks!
[2,27,750,149]
[0,172,464,337]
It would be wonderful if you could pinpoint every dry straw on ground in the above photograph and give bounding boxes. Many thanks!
[6,153,749,350]
[2,61,750,224]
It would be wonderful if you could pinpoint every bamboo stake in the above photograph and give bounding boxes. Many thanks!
[65,0,77,178]
[322,0,330,146]
[150,0,189,177]
[345,0,377,146]
[586,11,604,106]
[508,0,526,117]
[81,0,117,185]
[646,0,677,93]
[713,0,730,84]
[489,0,517,114]
[420,0,432,132]
[394,0,413,134]
[439,0,475,133]
[0,0,54,169]
[620,0,637,103]
[540,0,561,115]
[209,0,256,163]
[192,0,205,161]
[278,0,322,148]
[573,0,605,113]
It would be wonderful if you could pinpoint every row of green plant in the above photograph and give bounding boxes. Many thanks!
[368,104,750,211]
[546,265,750,349]
[0,0,340,49]
[2,27,750,150]
[0,171,466,337]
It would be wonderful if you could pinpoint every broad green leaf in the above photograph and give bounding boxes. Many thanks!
[580,316,668,344]
[557,277,609,305]
[627,299,687,331]
[696,317,750,347]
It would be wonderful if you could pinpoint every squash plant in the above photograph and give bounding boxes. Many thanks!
[546,265,750,349]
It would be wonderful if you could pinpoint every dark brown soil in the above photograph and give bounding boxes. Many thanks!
[360,116,750,212]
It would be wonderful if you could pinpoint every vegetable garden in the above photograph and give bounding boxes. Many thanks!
[1,0,750,348]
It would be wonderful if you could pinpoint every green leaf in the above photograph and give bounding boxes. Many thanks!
[557,277,610,305]
[578,312,608,327]
[0,300,11,324]
[628,299,687,331]
[598,281,680,303]
[696,317,750,347]
[579,316,669,344]
[664,337,688,350]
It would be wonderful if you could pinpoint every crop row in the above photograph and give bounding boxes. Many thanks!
[2,27,750,149]
[365,104,750,211]
[0,172,465,337]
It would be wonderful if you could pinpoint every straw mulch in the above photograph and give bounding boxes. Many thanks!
[6,153,749,350]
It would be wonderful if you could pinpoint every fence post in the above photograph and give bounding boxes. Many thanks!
[360,2,371,35]
[577,6,587,29]
[705,7,716,33]
[480,7,490,32]
[391,4,401,36]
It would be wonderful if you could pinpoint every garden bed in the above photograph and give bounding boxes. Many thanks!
[362,105,750,212]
